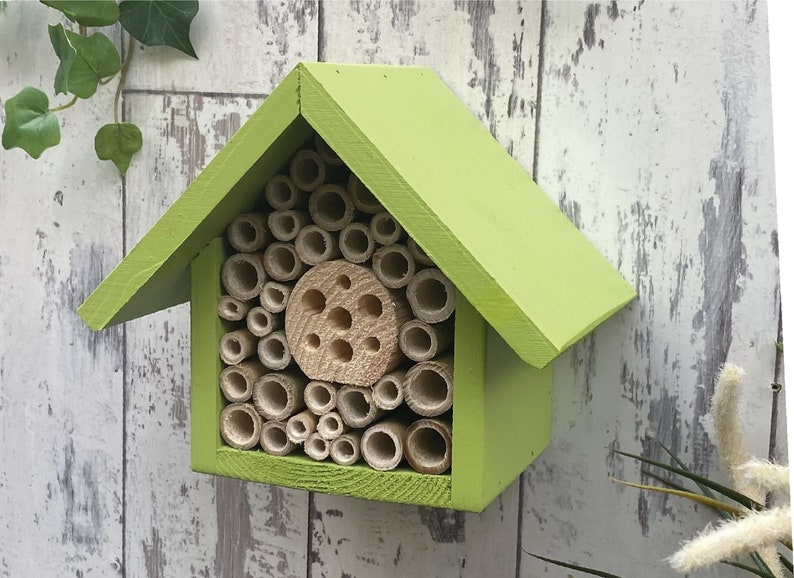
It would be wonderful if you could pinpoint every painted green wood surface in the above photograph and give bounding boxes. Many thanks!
[79,62,634,370]
[79,68,312,330]
[300,62,636,367]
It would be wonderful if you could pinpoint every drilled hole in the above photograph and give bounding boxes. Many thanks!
[302,289,326,315]
[357,294,382,318]
[362,336,380,353]
[336,274,351,290]
[329,339,353,362]
[306,333,320,349]
[327,307,352,330]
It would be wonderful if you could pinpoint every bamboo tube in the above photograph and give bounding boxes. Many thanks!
[260,421,297,456]
[259,281,293,314]
[372,370,406,411]
[226,212,268,253]
[404,418,452,475]
[370,212,404,245]
[219,359,267,403]
[219,328,258,365]
[286,409,318,444]
[304,380,339,415]
[304,432,330,461]
[398,319,454,362]
[329,431,363,466]
[407,237,435,266]
[221,252,267,301]
[257,329,292,370]
[347,173,383,214]
[252,370,307,421]
[263,242,308,282]
[246,306,282,337]
[217,295,253,321]
[361,417,410,471]
[265,174,307,210]
[337,386,384,428]
[308,184,355,231]
[219,403,262,450]
[403,356,454,417]
[286,260,412,386]
[339,223,375,264]
[290,149,325,192]
[314,133,344,166]
[317,411,350,441]
[372,244,416,289]
[267,209,309,242]
[295,225,341,265]
[406,268,456,323]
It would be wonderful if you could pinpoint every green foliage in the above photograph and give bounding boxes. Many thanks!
[119,0,199,58]
[2,87,61,159]
[1,1,200,174]
[94,123,142,175]
[41,0,119,26]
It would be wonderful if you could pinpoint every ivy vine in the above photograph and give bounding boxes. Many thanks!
[1,0,200,175]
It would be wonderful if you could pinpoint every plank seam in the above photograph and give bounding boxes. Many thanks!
[122,87,270,99]
[121,31,129,578]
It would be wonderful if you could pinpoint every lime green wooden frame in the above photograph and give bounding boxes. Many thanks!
[191,238,552,512]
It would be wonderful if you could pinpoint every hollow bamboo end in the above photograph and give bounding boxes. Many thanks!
[221,252,267,301]
[372,244,416,289]
[285,409,318,444]
[309,185,355,231]
[265,174,304,210]
[407,237,435,266]
[347,173,383,214]
[317,411,349,440]
[404,419,452,475]
[372,371,406,410]
[220,403,263,450]
[398,319,453,362]
[246,306,282,337]
[361,418,408,471]
[260,281,293,314]
[264,242,307,282]
[290,149,326,192]
[314,133,344,166]
[339,222,375,264]
[219,328,258,365]
[260,421,297,456]
[406,268,456,323]
[268,210,309,242]
[218,295,253,321]
[304,432,330,461]
[304,380,338,415]
[252,370,306,420]
[295,225,341,265]
[404,356,454,417]
[219,360,266,403]
[227,212,268,253]
[337,386,383,428]
[329,432,363,466]
[370,212,404,245]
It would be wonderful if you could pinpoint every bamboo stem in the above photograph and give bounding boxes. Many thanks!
[406,268,456,323]
[290,149,326,192]
[260,421,297,456]
[372,244,416,289]
[246,306,282,337]
[372,370,406,410]
[265,174,307,210]
[304,432,330,461]
[219,328,258,365]
[268,209,309,242]
[398,319,454,362]
[252,370,307,420]
[259,281,293,314]
[221,252,267,301]
[219,359,267,403]
[217,295,253,321]
[304,380,339,415]
[339,222,375,264]
[256,329,292,370]
[317,411,350,440]
[407,237,435,266]
[370,211,405,245]
[329,431,363,466]
[361,417,410,471]
[295,224,341,265]
[263,242,308,281]
[308,184,355,231]
[404,418,452,474]
[226,212,268,252]
[286,409,319,444]
[347,173,383,214]
[337,386,384,428]
[219,403,262,450]
[403,355,454,417]
[314,133,344,166]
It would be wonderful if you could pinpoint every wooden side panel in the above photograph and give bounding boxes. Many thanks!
[123,93,309,578]
[0,4,124,576]
[520,2,779,576]
[309,2,542,576]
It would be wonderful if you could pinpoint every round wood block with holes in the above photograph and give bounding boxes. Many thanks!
[285,260,406,386]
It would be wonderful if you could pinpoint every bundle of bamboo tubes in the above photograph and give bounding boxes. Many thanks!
[216,132,456,475]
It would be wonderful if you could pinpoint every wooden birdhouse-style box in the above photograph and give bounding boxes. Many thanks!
[80,63,635,513]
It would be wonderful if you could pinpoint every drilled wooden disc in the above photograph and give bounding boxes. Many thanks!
[285,260,405,386]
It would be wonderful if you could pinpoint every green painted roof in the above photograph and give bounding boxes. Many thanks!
[79,62,635,368]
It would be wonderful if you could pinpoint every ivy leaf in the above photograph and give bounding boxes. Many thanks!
[41,0,120,26]
[49,24,121,99]
[119,0,199,58]
[2,87,61,159]
[95,123,142,175]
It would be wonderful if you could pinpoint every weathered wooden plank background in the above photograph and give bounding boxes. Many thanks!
[0,1,782,577]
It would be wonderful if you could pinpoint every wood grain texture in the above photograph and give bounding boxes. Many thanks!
[311,1,542,575]
[520,2,779,576]
[123,92,308,577]
[0,4,124,576]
